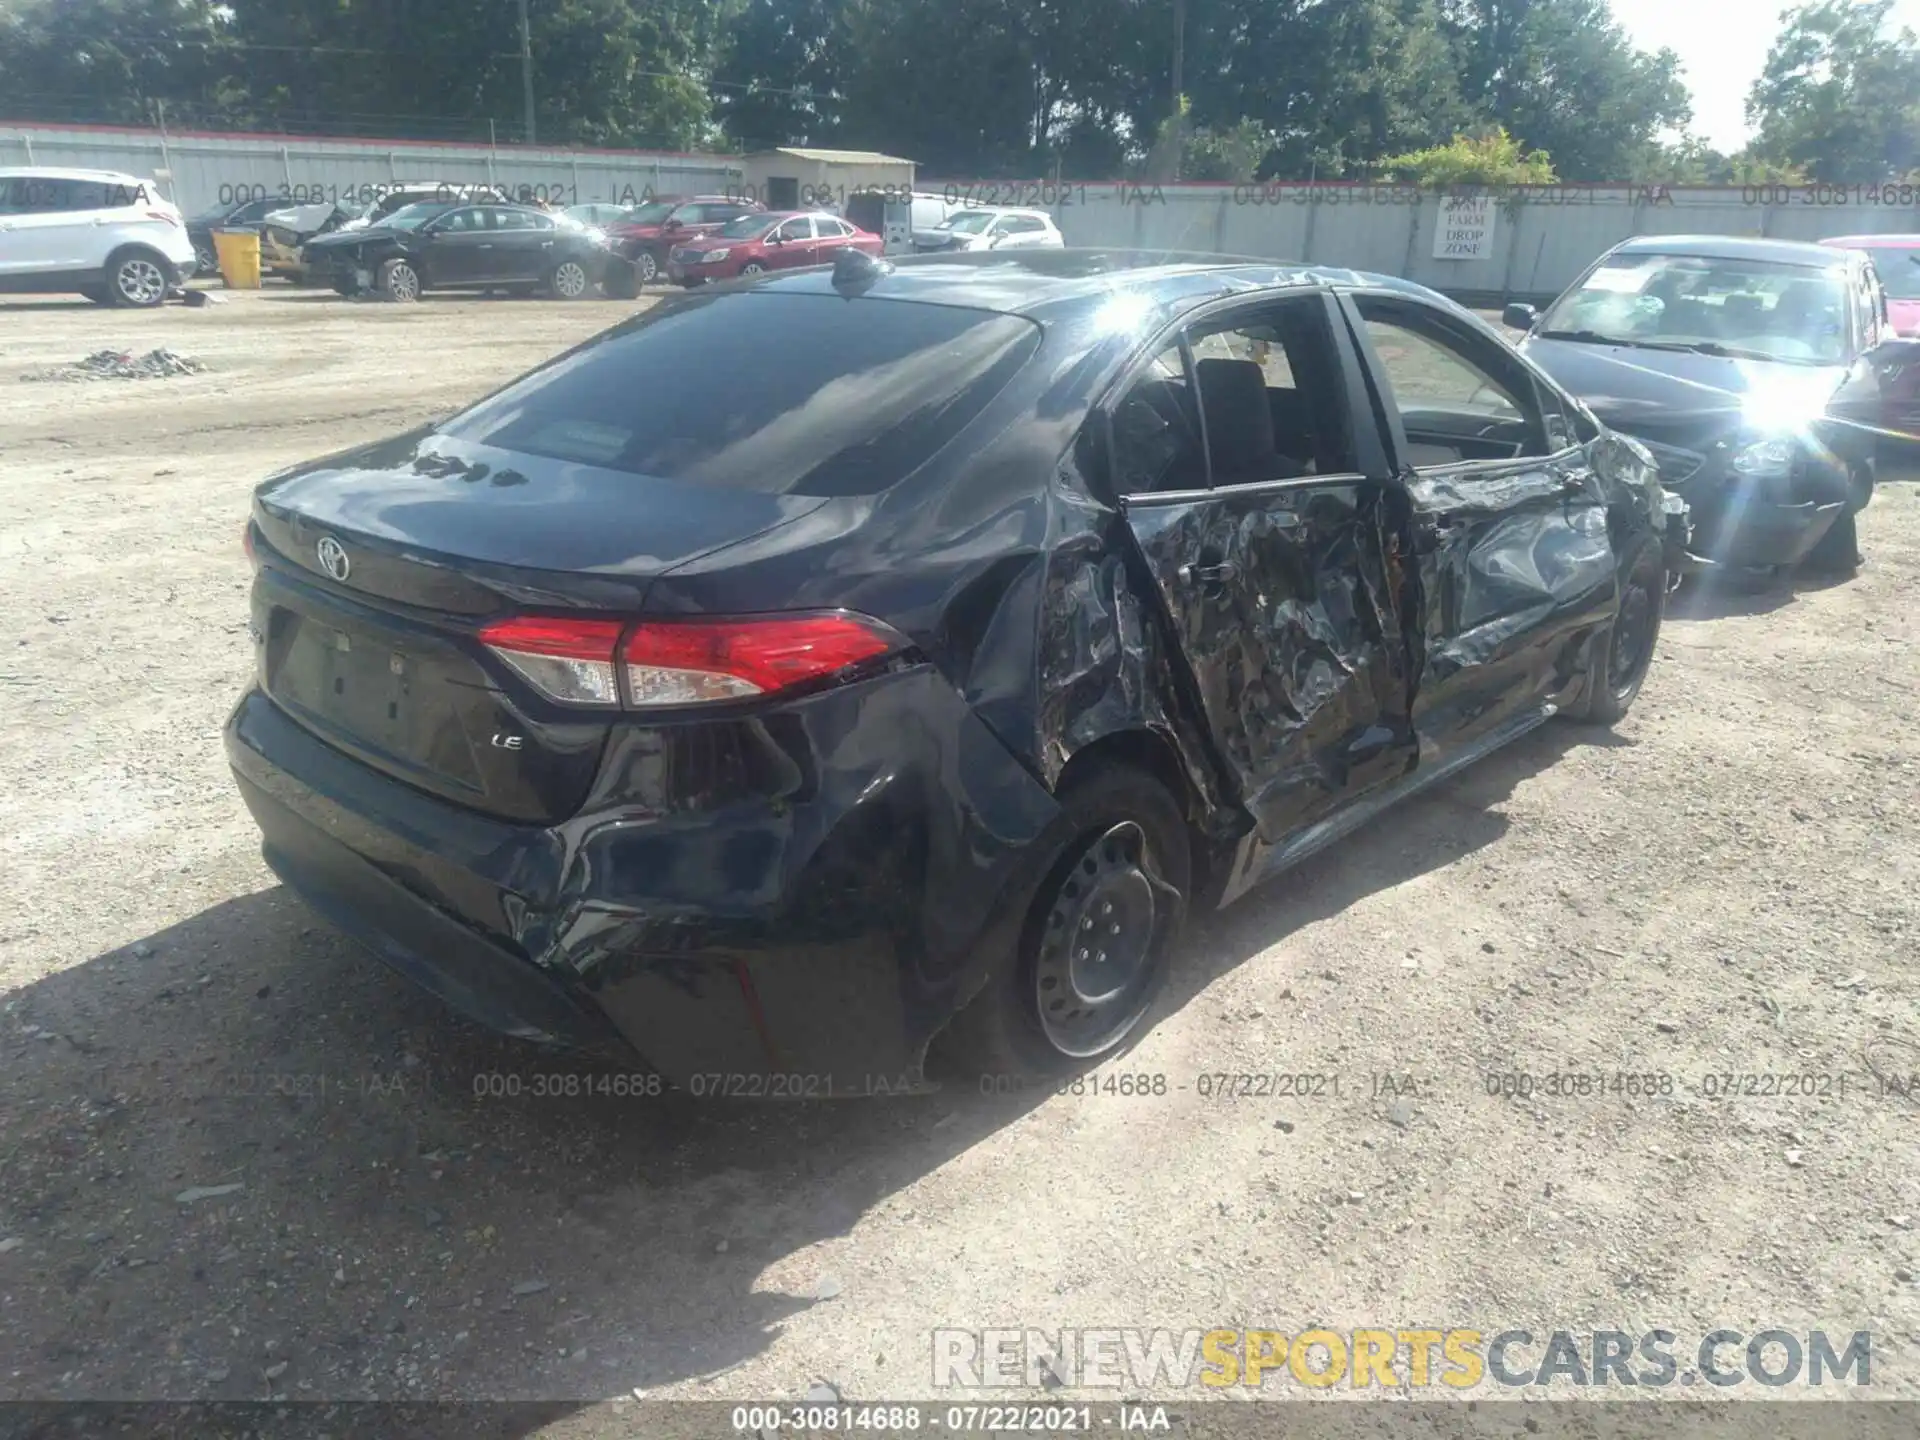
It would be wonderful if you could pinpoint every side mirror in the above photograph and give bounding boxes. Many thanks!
[987,233,1005,248]
[1502,302,1538,331]
[768,231,784,244]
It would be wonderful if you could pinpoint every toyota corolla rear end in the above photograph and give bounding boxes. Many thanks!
[225,283,1052,1092]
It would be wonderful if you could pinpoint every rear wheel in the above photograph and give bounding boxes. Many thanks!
[548,259,590,299]
[105,249,170,308]
[378,258,420,303]
[943,765,1191,1078]
[1576,539,1664,726]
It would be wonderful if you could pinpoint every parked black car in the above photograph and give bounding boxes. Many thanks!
[1509,235,1920,582]
[302,201,610,301]
[186,196,286,274]
[227,249,1678,1091]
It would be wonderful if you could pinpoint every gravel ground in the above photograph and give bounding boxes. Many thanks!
[1,288,1917,1435]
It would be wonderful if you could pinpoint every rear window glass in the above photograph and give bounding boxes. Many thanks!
[437,292,1041,496]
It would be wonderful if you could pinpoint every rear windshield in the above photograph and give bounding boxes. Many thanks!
[436,292,1041,496]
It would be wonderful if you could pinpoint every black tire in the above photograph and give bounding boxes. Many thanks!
[942,764,1192,1078]
[1801,509,1860,575]
[194,242,218,275]
[378,257,421,303]
[604,264,640,300]
[1576,538,1664,726]
[104,248,171,308]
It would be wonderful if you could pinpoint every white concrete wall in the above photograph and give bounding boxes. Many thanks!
[0,123,739,216]
[925,179,1920,299]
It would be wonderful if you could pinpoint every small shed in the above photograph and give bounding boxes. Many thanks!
[738,147,916,218]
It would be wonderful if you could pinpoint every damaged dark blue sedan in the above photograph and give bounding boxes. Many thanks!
[227,249,1680,1091]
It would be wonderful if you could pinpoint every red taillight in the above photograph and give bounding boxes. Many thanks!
[477,613,898,709]
[478,616,627,707]
[242,520,256,562]
[622,615,896,707]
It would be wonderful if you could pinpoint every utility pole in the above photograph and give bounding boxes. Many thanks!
[1170,0,1186,182]
[1171,0,1185,117]
[518,0,536,145]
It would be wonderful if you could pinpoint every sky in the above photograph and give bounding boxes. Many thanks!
[1608,0,1920,151]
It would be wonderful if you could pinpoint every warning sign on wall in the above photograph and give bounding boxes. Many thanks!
[1433,196,1498,260]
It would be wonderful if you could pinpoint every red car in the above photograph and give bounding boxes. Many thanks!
[1822,234,1920,336]
[666,210,884,285]
[604,195,763,292]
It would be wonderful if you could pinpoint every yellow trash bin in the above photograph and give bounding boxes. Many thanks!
[212,228,262,289]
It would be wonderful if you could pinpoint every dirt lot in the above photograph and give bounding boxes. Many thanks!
[1,287,1918,1432]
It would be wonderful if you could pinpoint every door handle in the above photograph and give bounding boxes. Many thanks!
[477,243,493,248]
[1179,561,1238,585]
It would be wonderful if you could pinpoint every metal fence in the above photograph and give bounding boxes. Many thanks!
[0,122,739,216]
[923,179,1920,301]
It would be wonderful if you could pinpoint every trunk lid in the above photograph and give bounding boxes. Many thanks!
[250,427,828,823]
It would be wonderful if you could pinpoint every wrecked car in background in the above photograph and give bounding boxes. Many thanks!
[227,249,1678,1092]
[256,200,366,283]
[1510,235,1920,584]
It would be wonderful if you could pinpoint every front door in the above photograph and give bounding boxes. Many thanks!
[1114,291,1416,843]
[0,175,98,276]
[420,207,492,285]
[1341,292,1620,762]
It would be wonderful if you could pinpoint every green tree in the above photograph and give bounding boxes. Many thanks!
[1636,136,1811,185]
[1174,0,1472,178]
[712,0,851,151]
[0,0,240,128]
[1376,125,1555,184]
[832,0,1152,176]
[1746,0,1920,181]
[1439,0,1692,180]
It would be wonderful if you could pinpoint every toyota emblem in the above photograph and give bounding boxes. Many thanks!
[316,535,351,582]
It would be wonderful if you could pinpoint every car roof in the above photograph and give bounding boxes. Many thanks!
[1607,233,1849,269]
[0,166,151,183]
[954,207,1055,221]
[748,248,1430,318]
[1822,233,1920,248]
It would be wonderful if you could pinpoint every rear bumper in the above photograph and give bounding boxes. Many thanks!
[225,672,1061,1091]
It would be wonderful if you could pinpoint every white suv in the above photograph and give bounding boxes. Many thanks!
[0,167,199,307]
[913,207,1065,253]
